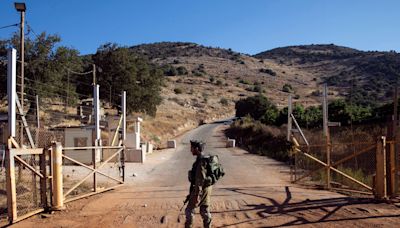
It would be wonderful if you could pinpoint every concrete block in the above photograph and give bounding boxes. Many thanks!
[167,140,176,148]
[226,139,235,148]
[147,143,153,154]
[125,148,145,163]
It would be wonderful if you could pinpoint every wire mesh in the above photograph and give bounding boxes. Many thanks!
[292,113,387,194]
[0,158,6,224]
[14,154,42,217]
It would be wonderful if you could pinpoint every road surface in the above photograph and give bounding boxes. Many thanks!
[15,122,400,227]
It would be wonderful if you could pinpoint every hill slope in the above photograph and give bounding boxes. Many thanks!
[255,44,400,106]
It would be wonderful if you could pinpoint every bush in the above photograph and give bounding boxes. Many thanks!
[174,88,183,94]
[225,118,293,162]
[239,79,250,84]
[209,75,215,83]
[216,80,223,86]
[259,68,277,76]
[282,83,293,93]
[220,98,229,106]
[176,66,188,75]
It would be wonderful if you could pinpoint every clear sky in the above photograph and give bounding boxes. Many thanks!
[1,0,399,55]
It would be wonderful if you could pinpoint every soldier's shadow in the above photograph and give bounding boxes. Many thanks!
[216,186,397,227]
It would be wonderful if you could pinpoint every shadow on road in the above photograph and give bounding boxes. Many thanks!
[216,186,400,227]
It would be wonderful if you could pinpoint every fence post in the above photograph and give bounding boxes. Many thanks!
[6,139,17,223]
[121,91,126,182]
[323,84,331,189]
[287,95,292,141]
[51,142,64,210]
[39,148,48,209]
[93,84,100,192]
[388,142,396,197]
[7,48,16,138]
[375,136,387,199]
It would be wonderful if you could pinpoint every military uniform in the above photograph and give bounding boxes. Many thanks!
[185,154,212,228]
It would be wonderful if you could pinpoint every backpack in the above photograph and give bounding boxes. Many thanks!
[202,155,225,186]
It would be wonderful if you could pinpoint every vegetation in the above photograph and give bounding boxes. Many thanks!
[282,83,293,93]
[235,94,396,128]
[173,88,183,94]
[259,68,277,76]
[220,98,228,106]
[1,34,164,116]
[225,116,293,162]
[92,43,163,116]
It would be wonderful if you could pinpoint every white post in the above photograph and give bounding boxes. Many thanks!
[7,48,16,138]
[287,95,292,141]
[94,85,100,144]
[121,91,126,141]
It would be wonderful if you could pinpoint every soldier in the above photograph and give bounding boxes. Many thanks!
[185,140,212,228]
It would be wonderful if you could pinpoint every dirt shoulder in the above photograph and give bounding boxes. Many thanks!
[14,124,400,228]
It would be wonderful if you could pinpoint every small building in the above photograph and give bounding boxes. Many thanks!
[55,125,105,165]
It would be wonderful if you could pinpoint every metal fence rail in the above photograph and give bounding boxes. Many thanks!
[59,145,125,204]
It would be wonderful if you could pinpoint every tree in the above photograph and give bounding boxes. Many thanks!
[235,94,278,124]
[92,43,163,116]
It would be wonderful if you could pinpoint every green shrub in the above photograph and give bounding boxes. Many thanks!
[174,88,183,94]
[220,98,229,106]
[282,83,293,93]
[176,66,188,75]
[209,75,215,83]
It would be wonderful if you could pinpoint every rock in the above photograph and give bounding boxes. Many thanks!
[132,173,137,177]
[143,204,147,207]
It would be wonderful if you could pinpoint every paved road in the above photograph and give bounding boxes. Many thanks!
[15,122,400,227]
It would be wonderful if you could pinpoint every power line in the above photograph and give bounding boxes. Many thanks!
[0,23,18,30]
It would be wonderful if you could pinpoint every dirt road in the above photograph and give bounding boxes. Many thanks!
[15,123,400,227]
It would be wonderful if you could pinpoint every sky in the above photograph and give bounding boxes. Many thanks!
[1,0,400,55]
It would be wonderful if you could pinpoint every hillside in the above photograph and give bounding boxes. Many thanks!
[255,44,400,106]
[3,41,399,147]
[130,43,400,146]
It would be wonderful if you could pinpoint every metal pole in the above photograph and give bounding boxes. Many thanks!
[121,91,126,182]
[8,48,17,138]
[287,95,292,141]
[20,9,25,147]
[393,84,399,195]
[93,84,100,192]
[92,64,96,85]
[122,91,126,141]
[323,84,331,189]
[36,95,40,129]
[51,142,64,210]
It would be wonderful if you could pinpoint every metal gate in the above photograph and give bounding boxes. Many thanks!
[290,136,377,195]
[58,144,125,205]
[4,138,50,223]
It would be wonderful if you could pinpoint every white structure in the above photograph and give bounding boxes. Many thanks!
[167,140,176,149]
[63,126,101,164]
[226,139,236,148]
[127,117,143,150]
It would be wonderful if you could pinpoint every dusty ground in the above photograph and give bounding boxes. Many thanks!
[12,123,400,228]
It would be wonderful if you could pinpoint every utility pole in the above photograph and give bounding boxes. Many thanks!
[92,64,96,85]
[15,2,26,146]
